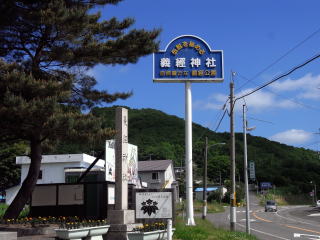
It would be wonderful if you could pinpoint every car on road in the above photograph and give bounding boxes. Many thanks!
[316,200,320,207]
[265,200,277,212]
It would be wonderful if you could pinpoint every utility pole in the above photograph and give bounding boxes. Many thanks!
[230,72,236,231]
[243,105,250,234]
[202,137,208,219]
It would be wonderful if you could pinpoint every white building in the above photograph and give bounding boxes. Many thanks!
[5,140,140,205]
[5,153,105,205]
[138,160,177,189]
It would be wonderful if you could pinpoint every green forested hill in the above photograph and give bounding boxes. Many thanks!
[50,106,320,194]
[2,106,316,194]
[1,105,317,198]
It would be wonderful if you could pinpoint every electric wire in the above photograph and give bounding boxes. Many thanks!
[301,140,320,148]
[235,26,320,92]
[214,108,227,132]
[193,96,230,144]
[247,116,274,125]
[235,53,320,102]
[237,73,320,112]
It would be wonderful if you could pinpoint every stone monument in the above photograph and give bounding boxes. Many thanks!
[105,107,137,239]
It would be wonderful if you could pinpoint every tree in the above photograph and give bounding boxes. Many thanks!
[0,142,28,191]
[0,0,160,218]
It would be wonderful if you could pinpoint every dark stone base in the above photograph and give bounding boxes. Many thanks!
[104,223,142,240]
[0,232,17,240]
[108,209,135,224]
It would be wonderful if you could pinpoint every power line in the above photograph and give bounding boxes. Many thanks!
[194,98,229,143]
[301,140,320,148]
[235,53,320,101]
[214,108,227,132]
[247,116,274,125]
[237,73,320,112]
[236,26,320,92]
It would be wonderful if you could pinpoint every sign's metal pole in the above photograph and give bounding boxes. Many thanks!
[185,81,195,226]
[167,219,172,240]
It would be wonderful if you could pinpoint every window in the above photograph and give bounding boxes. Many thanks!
[38,170,42,180]
[152,172,159,180]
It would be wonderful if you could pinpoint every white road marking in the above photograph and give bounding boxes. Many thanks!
[240,218,256,222]
[294,233,320,239]
[308,213,320,217]
[276,207,320,228]
[236,222,290,240]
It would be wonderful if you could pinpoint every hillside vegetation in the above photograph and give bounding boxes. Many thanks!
[3,106,319,196]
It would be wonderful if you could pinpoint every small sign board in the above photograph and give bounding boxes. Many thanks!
[249,161,256,180]
[136,191,173,219]
[153,35,224,83]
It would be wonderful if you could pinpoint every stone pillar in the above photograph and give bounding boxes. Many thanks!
[115,107,128,210]
[106,107,138,240]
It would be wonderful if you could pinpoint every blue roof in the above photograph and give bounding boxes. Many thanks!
[194,187,218,192]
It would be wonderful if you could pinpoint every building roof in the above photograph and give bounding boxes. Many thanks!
[16,154,105,167]
[138,160,173,172]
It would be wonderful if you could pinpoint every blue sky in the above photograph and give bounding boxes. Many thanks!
[91,0,320,151]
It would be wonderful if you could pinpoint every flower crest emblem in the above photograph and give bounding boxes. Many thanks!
[141,199,159,216]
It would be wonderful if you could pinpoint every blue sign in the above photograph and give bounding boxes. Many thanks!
[260,182,272,189]
[153,35,224,83]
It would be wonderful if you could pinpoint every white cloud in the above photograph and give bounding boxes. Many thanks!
[271,73,320,100]
[194,73,320,112]
[194,88,300,112]
[193,100,224,110]
[269,129,313,145]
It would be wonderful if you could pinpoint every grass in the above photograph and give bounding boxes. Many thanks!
[259,188,313,206]
[193,200,226,213]
[0,204,7,218]
[0,203,29,219]
[176,201,226,216]
[173,217,257,240]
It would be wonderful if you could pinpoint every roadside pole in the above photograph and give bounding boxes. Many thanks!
[202,136,208,219]
[243,105,251,234]
[230,74,236,231]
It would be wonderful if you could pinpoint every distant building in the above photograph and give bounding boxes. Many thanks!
[138,160,179,201]
[194,186,227,201]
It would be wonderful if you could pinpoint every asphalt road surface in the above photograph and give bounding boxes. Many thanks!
[206,193,320,240]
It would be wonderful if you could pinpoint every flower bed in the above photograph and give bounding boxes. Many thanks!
[55,225,109,240]
[0,216,109,238]
[128,222,174,240]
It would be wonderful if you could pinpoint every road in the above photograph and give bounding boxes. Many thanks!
[206,193,320,240]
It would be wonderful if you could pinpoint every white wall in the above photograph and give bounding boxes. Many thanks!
[105,140,138,184]
[164,165,175,188]
[19,154,104,185]
[139,171,165,189]
[6,154,104,205]
[5,185,20,205]
[139,165,176,189]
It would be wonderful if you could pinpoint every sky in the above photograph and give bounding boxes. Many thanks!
[91,0,320,152]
